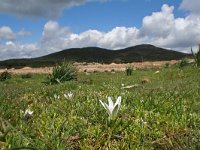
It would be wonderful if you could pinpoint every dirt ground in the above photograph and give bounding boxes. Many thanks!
[0,60,183,74]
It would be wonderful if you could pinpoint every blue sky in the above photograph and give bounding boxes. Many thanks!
[0,0,200,60]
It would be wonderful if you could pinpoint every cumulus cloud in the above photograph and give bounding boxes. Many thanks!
[0,0,109,18]
[138,4,200,50]
[0,26,32,42]
[64,27,139,50]
[39,21,140,52]
[139,4,175,38]
[0,26,15,41]
[17,29,32,37]
[1,4,200,60]
[39,5,199,52]
[180,0,200,16]
[0,42,38,60]
[39,21,72,53]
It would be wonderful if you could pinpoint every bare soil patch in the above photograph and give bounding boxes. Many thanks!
[0,60,180,74]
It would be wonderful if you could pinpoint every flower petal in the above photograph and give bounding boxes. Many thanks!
[108,97,114,111]
[111,104,119,119]
[64,94,68,98]
[104,103,112,116]
[99,100,112,116]
[115,96,121,110]
[99,100,106,109]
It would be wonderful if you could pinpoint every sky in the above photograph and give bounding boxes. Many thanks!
[0,0,200,60]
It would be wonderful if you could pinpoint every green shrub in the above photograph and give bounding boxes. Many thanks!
[163,63,170,68]
[178,58,189,68]
[126,66,133,76]
[47,62,77,84]
[191,47,200,67]
[0,71,11,81]
[21,73,32,79]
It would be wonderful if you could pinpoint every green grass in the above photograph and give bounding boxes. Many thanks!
[0,66,200,149]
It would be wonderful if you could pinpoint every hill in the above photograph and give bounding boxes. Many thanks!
[0,44,191,68]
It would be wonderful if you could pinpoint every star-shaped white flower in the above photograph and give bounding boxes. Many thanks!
[23,109,33,119]
[64,92,73,99]
[54,94,60,99]
[99,96,121,120]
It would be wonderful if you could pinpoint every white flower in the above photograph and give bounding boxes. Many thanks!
[64,92,73,99]
[24,109,33,115]
[23,109,33,119]
[99,96,121,120]
[54,94,60,99]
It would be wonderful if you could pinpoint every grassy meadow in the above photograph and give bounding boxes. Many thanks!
[0,65,200,149]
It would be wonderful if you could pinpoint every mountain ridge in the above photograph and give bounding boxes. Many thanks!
[0,44,191,68]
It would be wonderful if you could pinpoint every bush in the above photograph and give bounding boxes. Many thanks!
[21,73,32,79]
[0,71,11,81]
[191,48,200,67]
[47,62,77,84]
[163,63,170,68]
[178,58,189,68]
[126,66,133,76]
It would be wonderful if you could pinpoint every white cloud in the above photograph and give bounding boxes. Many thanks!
[57,4,199,52]
[1,4,200,60]
[139,4,175,38]
[65,30,104,49]
[0,42,38,60]
[98,27,139,49]
[0,26,32,42]
[0,26,15,41]
[180,0,200,16]
[138,4,200,50]
[39,20,72,53]
[39,21,140,52]
[6,41,15,46]
[161,16,200,48]
[0,0,110,19]
[17,29,32,37]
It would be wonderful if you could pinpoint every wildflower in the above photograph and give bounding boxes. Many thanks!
[23,109,33,119]
[99,96,121,120]
[64,92,73,99]
[54,94,60,99]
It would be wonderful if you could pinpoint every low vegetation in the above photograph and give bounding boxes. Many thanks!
[178,58,189,68]
[0,71,11,81]
[126,66,134,76]
[191,47,200,67]
[0,63,199,149]
[21,73,33,79]
[46,62,77,84]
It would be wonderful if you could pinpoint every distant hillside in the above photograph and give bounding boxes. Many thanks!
[0,44,191,68]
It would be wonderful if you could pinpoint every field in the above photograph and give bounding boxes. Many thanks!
[0,60,180,74]
[0,64,200,149]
